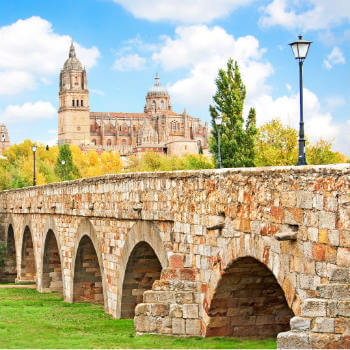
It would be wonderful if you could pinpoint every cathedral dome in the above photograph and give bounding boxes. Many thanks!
[147,74,168,96]
[63,42,83,71]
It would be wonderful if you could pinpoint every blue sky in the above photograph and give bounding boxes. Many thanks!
[0,0,349,155]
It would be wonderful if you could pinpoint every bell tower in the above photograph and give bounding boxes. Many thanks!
[58,42,90,146]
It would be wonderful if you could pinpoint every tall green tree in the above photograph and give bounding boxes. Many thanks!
[209,59,256,168]
[55,144,80,181]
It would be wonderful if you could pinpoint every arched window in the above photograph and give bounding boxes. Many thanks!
[161,100,164,109]
[81,100,83,107]
[107,139,112,146]
[76,100,79,107]
[72,100,75,107]
[177,122,180,130]
[152,100,156,110]
[92,139,96,145]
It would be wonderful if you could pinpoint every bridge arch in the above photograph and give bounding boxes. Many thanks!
[20,223,37,283]
[40,225,64,294]
[71,218,107,308]
[116,221,168,318]
[204,234,296,338]
[0,223,17,283]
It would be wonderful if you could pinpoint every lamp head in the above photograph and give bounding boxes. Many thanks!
[215,115,223,126]
[289,34,312,61]
[61,159,66,165]
[32,145,37,152]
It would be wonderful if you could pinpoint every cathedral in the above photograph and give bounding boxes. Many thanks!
[58,42,209,156]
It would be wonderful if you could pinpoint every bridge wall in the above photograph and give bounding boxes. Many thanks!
[0,165,349,348]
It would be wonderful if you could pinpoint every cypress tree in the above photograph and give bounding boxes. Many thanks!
[209,59,257,168]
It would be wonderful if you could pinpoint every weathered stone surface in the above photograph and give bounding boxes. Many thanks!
[301,299,327,317]
[277,331,311,349]
[290,316,311,331]
[0,165,349,347]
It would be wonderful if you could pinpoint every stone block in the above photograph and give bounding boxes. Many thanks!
[172,318,185,335]
[284,208,303,225]
[310,333,346,349]
[328,229,339,246]
[312,317,335,333]
[301,298,327,317]
[290,316,311,331]
[134,315,157,332]
[169,304,183,318]
[183,304,199,319]
[328,267,350,283]
[319,211,336,229]
[335,317,350,335]
[152,303,169,317]
[296,191,313,209]
[175,292,193,304]
[337,248,350,267]
[185,319,201,336]
[339,300,350,317]
[169,254,184,268]
[277,331,311,349]
[135,303,151,316]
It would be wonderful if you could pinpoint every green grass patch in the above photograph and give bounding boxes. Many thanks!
[0,288,276,349]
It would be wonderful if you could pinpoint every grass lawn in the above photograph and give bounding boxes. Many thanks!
[0,288,276,349]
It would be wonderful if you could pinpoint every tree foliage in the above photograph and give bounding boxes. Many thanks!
[55,144,80,181]
[125,152,214,172]
[254,119,349,166]
[209,59,257,168]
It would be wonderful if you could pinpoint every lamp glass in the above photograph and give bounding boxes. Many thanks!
[61,160,66,165]
[289,35,311,60]
[216,115,223,125]
[32,145,37,152]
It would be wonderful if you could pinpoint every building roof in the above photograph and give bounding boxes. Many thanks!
[147,73,169,96]
[90,112,149,119]
[63,42,83,71]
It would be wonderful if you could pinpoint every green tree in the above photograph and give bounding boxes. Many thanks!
[55,144,80,181]
[254,119,349,166]
[254,119,298,166]
[307,139,349,165]
[209,59,256,168]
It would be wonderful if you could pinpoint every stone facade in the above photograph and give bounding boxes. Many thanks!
[0,164,350,348]
[58,43,209,156]
[0,123,10,153]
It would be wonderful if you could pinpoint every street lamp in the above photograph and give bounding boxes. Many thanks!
[61,159,66,180]
[31,145,37,186]
[289,34,312,166]
[215,114,223,169]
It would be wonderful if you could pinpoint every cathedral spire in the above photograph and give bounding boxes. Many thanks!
[154,73,160,86]
[69,40,76,58]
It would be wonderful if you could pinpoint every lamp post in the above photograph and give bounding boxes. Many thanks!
[215,114,223,169]
[289,34,312,166]
[61,159,66,180]
[32,145,37,186]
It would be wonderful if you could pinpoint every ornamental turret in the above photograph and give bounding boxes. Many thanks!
[58,41,90,146]
[144,74,172,113]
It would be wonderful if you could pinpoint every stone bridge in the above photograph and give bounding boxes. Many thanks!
[0,165,350,349]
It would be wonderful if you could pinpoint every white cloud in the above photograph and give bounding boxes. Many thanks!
[113,53,146,71]
[251,89,340,143]
[151,24,345,152]
[113,0,254,23]
[323,47,346,69]
[0,16,100,95]
[260,0,350,31]
[0,71,35,95]
[0,101,56,123]
[152,25,272,109]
